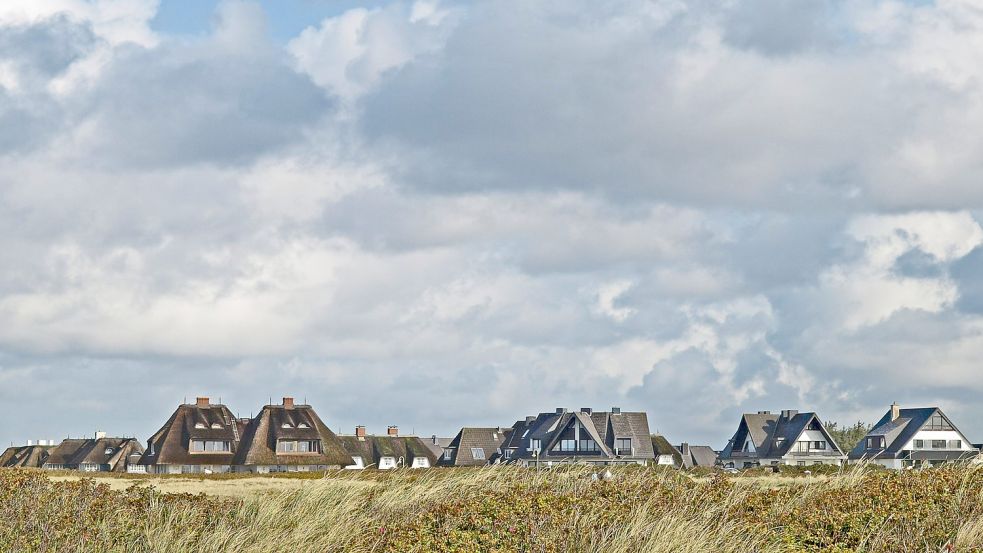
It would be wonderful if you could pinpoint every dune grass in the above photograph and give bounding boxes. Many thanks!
[2,464,983,552]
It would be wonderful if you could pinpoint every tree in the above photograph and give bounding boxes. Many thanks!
[826,421,872,452]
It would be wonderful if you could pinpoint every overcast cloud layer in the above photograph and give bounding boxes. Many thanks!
[2,0,983,447]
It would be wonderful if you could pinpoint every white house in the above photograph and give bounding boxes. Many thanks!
[718,410,846,468]
[849,403,979,469]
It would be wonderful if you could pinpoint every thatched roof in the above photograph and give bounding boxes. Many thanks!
[42,438,142,470]
[650,435,683,467]
[233,402,352,467]
[2,445,55,468]
[138,401,242,466]
[338,435,439,468]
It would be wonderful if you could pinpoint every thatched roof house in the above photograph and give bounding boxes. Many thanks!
[233,398,352,472]
[339,426,439,469]
[42,434,143,472]
[1,444,56,468]
[138,397,244,474]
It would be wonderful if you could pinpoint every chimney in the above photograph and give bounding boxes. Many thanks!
[758,410,771,415]
[282,397,294,409]
[580,407,593,414]
[890,402,900,421]
[611,407,621,414]
[95,431,106,439]
[355,425,366,438]
[387,426,399,437]
[26,440,32,446]
[555,407,567,414]
[431,434,438,445]
[781,409,798,420]
[196,397,209,407]
[525,416,536,424]
[680,443,690,456]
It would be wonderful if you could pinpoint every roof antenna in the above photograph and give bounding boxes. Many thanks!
[184,396,187,405]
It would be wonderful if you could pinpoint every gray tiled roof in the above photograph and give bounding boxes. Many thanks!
[848,407,979,460]
[442,427,508,466]
[505,409,655,462]
[719,410,844,460]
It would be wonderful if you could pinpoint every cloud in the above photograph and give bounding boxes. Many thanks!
[5,0,983,448]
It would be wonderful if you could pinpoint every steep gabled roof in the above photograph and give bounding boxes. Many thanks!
[508,409,656,462]
[679,445,718,468]
[720,411,844,460]
[138,402,241,466]
[849,407,978,460]
[443,427,508,466]
[233,403,352,467]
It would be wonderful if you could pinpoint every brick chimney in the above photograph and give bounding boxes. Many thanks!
[196,397,209,407]
[890,402,900,421]
[282,397,294,409]
[355,425,366,438]
[387,425,399,437]
[680,442,690,457]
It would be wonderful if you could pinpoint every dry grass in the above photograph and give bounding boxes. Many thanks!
[3,465,983,552]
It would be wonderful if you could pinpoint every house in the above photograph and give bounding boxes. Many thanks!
[677,443,718,469]
[233,397,352,473]
[440,427,510,466]
[718,410,846,468]
[501,407,655,466]
[848,403,980,469]
[41,433,144,472]
[1,441,57,468]
[651,435,683,467]
[423,435,454,461]
[338,426,439,469]
[138,397,245,474]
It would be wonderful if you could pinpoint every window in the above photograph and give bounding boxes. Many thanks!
[104,447,114,455]
[797,461,806,466]
[349,456,364,469]
[503,449,513,459]
[925,414,953,431]
[277,440,320,453]
[471,448,486,460]
[553,440,576,452]
[812,441,826,450]
[379,457,396,469]
[932,440,946,449]
[191,440,230,453]
[615,438,632,454]
[210,423,222,429]
[530,439,541,453]
[914,439,924,449]
[775,438,785,447]
[866,437,884,449]
[411,457,429,468]
[578,439,599,452]
[281,423,293,429]
[443,449,454,460]
[298,423,310,429]
[195,422,206,429]
[949,440,962,449]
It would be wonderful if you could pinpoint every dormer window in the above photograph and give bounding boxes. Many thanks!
[211,423,222,429]
[104,447,114,455]
[195,423,206,429]
[281,423,293,429]
[298,423,309,429]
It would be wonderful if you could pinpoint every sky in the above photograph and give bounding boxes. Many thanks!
[1,0,983,449]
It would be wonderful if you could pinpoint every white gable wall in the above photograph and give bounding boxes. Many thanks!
[901,430,973,451]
